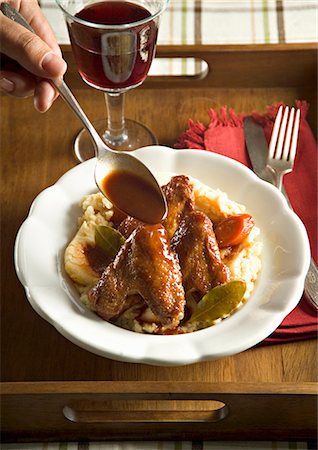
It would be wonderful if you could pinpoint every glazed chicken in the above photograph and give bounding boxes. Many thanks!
[88,224,185,328]
[117,216,142,239]
[161,175,195,239]
[88,175,230,330]
[171,210,231,296]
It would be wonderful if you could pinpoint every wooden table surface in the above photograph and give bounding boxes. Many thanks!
[1,44,317,441]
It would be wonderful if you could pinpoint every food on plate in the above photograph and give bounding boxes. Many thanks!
[64,175,262,334]
[214,214,255,248]
[171,210,231,296]
[88,224,185,328]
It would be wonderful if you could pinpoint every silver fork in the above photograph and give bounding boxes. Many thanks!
[266,105,301,190]
[267,105,318,310]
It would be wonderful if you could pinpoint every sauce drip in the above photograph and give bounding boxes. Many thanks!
[101,170,165,224]
[84,245,112,275]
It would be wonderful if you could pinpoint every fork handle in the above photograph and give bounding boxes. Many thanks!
[281,186,318,310]
[304,259,318,310]
[275,172,283,191]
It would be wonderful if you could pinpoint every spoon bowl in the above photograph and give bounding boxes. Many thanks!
[1,2,167,224]
[57,81,167,224]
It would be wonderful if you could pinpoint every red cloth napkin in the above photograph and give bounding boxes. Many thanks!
[175,100,318,345]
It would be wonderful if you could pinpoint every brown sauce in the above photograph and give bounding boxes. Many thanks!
[84,244,113,275]
[101,170,165,224]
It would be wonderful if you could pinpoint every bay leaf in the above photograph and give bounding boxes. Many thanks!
[95,225,125,259]
[188,280,246,325]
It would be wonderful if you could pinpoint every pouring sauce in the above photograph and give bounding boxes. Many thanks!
[101,170,166,224]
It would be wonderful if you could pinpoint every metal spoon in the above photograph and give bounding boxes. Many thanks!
[1,3,167,224]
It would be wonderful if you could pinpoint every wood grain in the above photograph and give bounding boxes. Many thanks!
[1,382,317,441]
[1,44,317,441]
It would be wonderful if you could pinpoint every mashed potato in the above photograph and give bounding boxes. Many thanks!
[64,176,262,334]
[64,194,113,296]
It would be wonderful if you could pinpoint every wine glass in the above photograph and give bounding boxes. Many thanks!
[56,0,169,162]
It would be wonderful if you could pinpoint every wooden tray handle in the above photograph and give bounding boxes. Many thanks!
[63,400,229,423]
[61,43,317,89]
[2,383,317,440]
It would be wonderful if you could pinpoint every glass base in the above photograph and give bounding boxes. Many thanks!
[74,118,158,163]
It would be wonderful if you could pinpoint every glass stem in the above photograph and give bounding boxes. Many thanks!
[103,92,128,147]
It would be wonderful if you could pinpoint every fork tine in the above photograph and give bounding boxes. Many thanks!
[274,106,289,159]
[282,107,295,160]
[268,105,283,159]
[267,106,301,192]
[289,108,300,164]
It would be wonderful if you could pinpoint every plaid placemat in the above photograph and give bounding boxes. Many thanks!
[40,0,318,45]
[39,0,318,75]
[1,441,317,450]
[2,442,318,449]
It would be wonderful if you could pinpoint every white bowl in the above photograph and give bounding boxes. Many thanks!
[14,146,310,366]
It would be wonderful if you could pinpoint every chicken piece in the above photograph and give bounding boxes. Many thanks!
[171,210,231,296]
[117,216,142,239]
[162,175,195,238]
[88,224,185,328]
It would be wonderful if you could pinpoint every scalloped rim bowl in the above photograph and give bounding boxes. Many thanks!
[14,146,310,366]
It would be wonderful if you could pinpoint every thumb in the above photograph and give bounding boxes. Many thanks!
[0,14,67,79]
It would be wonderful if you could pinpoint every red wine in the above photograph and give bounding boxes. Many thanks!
[69,1,158,90]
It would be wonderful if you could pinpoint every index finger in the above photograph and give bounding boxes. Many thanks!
[8,0,62,56]
[0,14,67,78]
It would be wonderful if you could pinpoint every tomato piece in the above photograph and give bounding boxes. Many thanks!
[215,214,255,248]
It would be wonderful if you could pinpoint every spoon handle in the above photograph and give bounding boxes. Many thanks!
[53,80,103,152]
[0,2,105,155]
[0,2,33,31]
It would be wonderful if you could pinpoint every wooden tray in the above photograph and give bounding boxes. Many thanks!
[1,44,317,442]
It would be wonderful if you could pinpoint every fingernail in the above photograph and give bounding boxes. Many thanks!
[0,77,15,93]
[41,52,66,75]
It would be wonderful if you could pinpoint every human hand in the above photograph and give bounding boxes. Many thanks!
[0,0,67,112]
